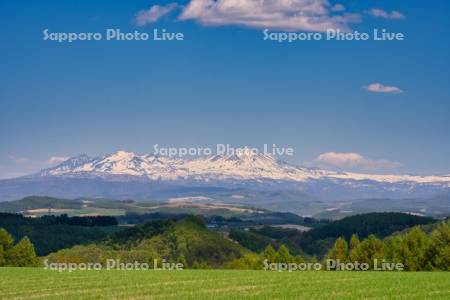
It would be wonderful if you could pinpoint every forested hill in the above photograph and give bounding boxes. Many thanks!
[298,212,435,256]
[0,196,82,212]
[46,216,251,268]
[304,212,435,241]
[0,213,113,256]
[230,212,437,258]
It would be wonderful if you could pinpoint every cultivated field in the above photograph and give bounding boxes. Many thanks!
[0,268,449,299]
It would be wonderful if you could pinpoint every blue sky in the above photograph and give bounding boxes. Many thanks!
[0,0,449,178]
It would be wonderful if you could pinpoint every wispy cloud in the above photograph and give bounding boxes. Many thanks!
[365,83,403,94]
[135,3,179,26]
[179,0,360,31]
[135,0,361,32]
[315,152,401,171]
[367,8,405,20]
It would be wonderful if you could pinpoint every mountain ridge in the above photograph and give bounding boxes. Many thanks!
[31,150,450,186]
[1,150,449,213]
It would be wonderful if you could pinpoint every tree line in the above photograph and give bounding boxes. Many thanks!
[325,222,450,271]
[2,214,449,271]
[0,213,109,256]
[229,222,450,271]
[41,214,118,227]
[231,221,450,271]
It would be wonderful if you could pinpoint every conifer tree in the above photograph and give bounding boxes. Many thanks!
[383,235,403,265]
[0,228,14,251]
[326,237,348,262]
[349,234,360,251]
[348,234,360,262]
[262,244,277,262]
[0,228,14,267]
[428,222,450,271]
[276,245,292,263]
[7,236,39,267]
[398,226,430,271]
[350,235,384,268]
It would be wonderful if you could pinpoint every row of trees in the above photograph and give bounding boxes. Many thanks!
[41,214,118,227]
[326,222,450,271]
[229,221,450,271]
[0,228,39,267]
[3,215,448,270]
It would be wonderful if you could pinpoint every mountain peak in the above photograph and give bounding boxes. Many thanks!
[36,154,93,176]
[65,154,92,163]
[206,148,278,164]
[29,150,450,186]
[109,150,136,159]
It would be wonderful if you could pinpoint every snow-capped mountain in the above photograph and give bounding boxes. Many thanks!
[35,150,450,186]
[1,150,450,216]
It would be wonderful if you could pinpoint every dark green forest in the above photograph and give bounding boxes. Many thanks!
[0,213,113,256]
[230,213,436,258]
[42,213,450,271]
[1,209,448,270]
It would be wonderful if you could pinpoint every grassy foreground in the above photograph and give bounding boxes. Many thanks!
[0,268,449,299]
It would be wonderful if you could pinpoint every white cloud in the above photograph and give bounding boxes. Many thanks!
[47,156,69,165]
[367,8,405,20]
[365,83,403,94]
[315,152,401,170]
[178,0,360,32]
[135,3,178,26]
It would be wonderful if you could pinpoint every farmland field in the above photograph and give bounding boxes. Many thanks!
[0,268,449,299]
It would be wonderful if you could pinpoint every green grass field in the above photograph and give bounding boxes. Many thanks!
[0,268,449,299]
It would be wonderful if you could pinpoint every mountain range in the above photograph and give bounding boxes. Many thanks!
[1,150,449,218]
[35,150,450,185]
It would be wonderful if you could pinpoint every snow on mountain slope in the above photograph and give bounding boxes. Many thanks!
[328,172,450,184]
[183,150,314,181]
[35,150,450,186]
[37,154,93,176]
[39,151,186,180]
